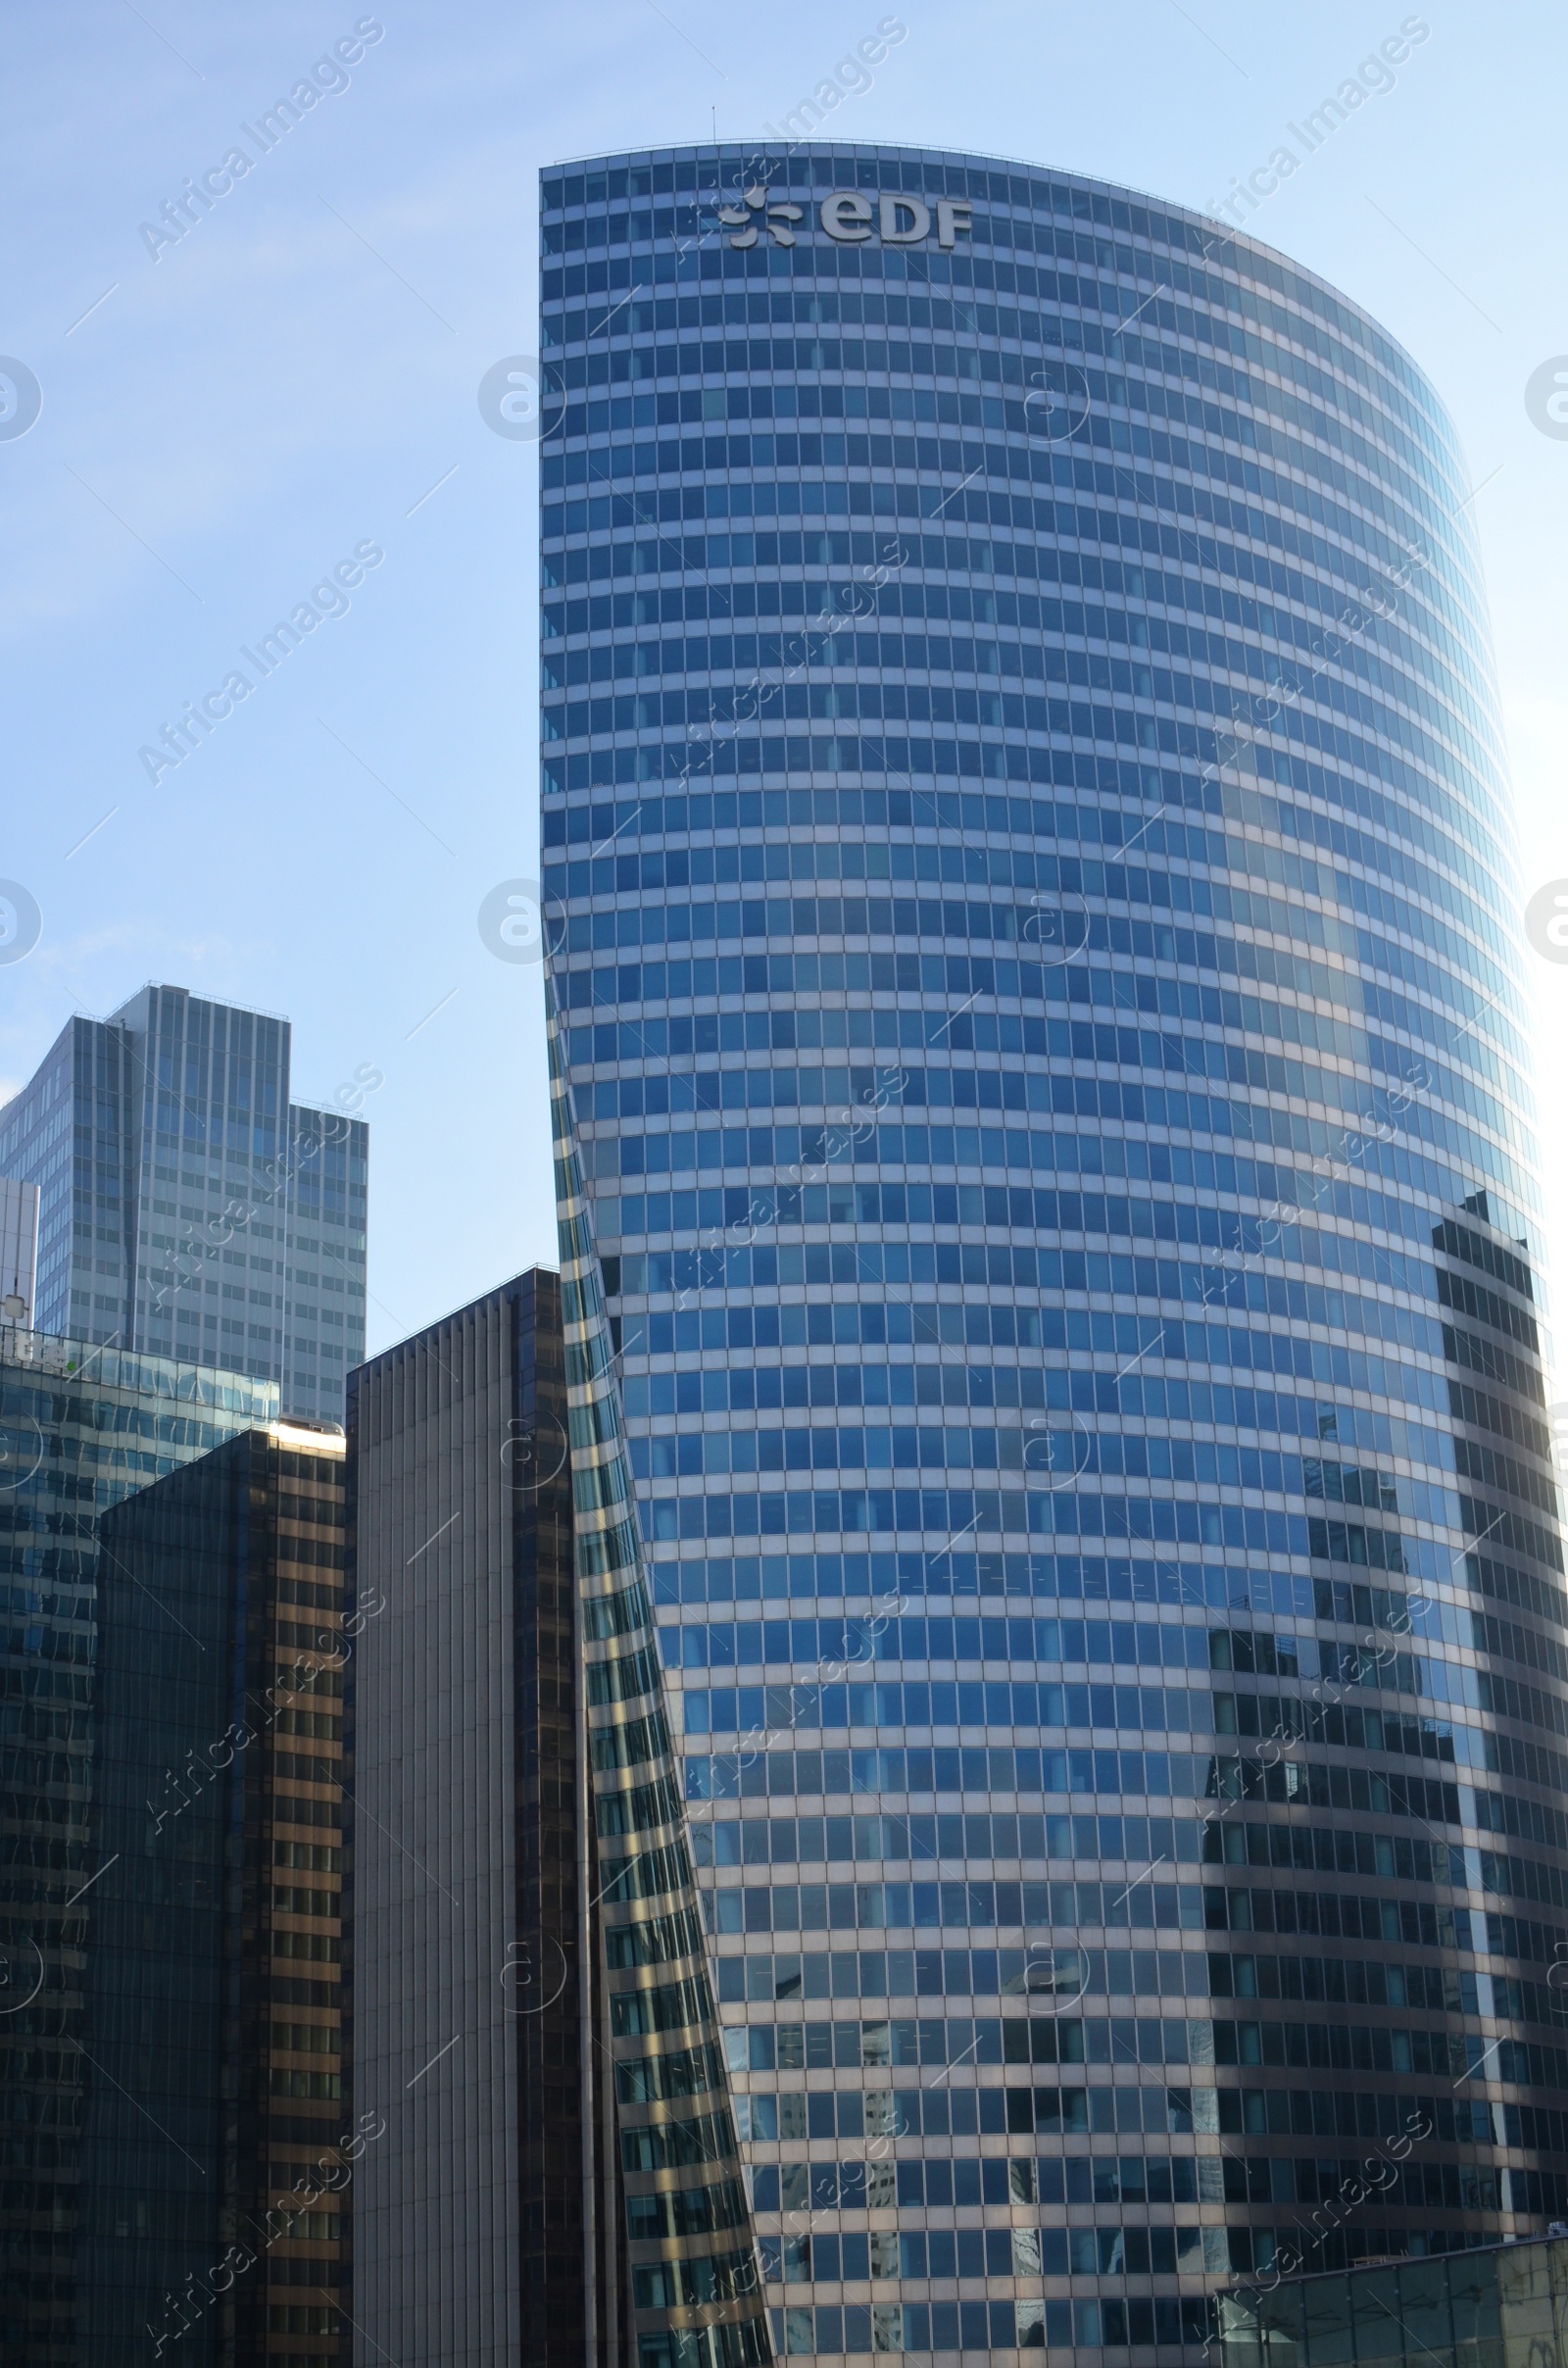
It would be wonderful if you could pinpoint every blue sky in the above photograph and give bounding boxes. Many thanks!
[3,0,1567,1361]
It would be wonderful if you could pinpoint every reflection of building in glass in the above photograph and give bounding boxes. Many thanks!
[1220,2233,1568,2368]
[0,1174,38,1317]
[542,141,1568,2347]
[347,1258,769,2368]
[0,982,368,1422]
[0,1328,274,2368]
[82,1418,348,2363]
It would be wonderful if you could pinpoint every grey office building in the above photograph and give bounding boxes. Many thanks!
[0,982,368,1421]
[347,1249,769,2368]
[542,140,1567,2358]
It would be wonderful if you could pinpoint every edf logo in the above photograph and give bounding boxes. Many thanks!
[718,186,973,252]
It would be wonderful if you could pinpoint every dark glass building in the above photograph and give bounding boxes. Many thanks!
[540,141,1566,2355]
[0,1324,275,2368]
[346,1261,767,2368]
[81,1416,348,2367]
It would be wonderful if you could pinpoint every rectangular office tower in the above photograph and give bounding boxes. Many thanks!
[0,981,368,1421]
[348,1261,768,2368]
[348,1270,594,2365]
[80,1418,349,2366]
[542,143,1568,2355]
[0,1324,276,2368]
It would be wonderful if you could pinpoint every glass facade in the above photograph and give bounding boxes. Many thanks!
[541,142,1568,2355]
[1219,2233,1568,2368]
[554,1068,773,2368]
[0,1326,276,2367]
[0,982,368,1423]
[81,1421,348,2367]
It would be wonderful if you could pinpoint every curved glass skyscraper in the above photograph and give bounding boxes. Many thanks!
[539,140,1566,2361]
